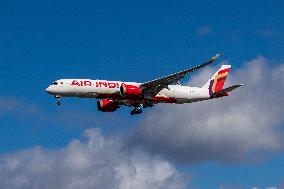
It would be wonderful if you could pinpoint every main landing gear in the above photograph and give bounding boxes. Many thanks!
[55,95,61,106]
[130,104,143,115]
[130,108,142,115]
[130,103,154,115]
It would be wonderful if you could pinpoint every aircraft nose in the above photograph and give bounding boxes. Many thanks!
[45,86,53,94]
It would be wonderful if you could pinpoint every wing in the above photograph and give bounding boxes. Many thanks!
[140,53,221,98]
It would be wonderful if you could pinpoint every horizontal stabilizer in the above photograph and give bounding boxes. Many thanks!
[213,84,245,96]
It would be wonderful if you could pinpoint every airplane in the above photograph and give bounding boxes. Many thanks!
[46,54,244,115]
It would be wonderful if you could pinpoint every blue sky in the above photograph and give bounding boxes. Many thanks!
[0,0,284,188]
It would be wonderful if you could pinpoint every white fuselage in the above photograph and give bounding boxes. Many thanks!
[46,79,211,104]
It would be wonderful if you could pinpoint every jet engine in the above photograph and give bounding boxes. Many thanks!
[97,99,120,112]
[120,84,142,97]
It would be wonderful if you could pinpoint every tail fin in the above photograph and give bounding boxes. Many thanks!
[202,65,231,95]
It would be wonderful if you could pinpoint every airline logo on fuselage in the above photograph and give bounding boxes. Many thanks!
[71,80,122,88]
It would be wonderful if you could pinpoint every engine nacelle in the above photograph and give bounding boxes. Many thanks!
[97,99,119,112]
[120,84,142,97]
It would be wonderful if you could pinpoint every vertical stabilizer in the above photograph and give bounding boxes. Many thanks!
[202,65,231,95]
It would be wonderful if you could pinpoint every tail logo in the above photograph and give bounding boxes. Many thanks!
[209,68,230,95]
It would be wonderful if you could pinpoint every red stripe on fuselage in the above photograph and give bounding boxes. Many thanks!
[97,94,177,103]
[151,97,177,103]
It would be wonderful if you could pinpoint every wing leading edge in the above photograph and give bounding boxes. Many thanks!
[140,53,221,98]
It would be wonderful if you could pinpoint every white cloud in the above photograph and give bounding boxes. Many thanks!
[133,56,284,163]
[0,129,187,189]
[1,57,283,188]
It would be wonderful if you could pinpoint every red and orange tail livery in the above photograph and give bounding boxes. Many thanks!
[203,65,231,96]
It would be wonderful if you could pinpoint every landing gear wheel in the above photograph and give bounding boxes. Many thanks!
[55,95,61,106]
[130,107,143,115]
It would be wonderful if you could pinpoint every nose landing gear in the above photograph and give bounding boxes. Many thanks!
[55,95,61,106]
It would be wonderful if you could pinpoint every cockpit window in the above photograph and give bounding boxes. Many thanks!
[51,82,58,85]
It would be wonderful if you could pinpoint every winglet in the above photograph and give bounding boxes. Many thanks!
[211,53,221,62]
